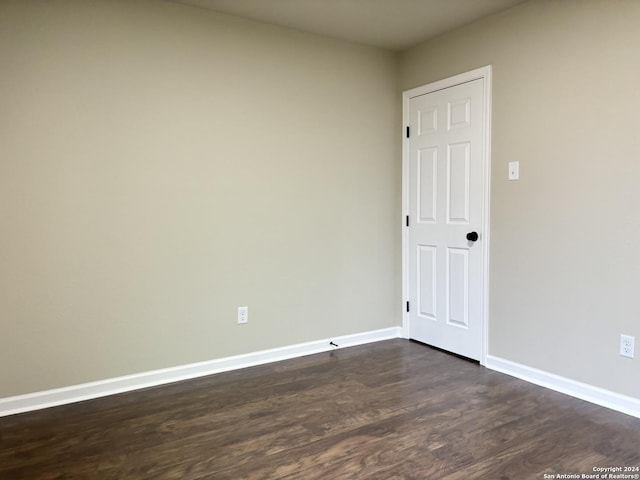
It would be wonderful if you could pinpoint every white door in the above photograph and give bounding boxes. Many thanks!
[406,77,486,361]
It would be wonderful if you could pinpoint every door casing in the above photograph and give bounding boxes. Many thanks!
[401,65,492,365]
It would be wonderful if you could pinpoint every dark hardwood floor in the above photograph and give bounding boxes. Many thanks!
[1,339,639,479]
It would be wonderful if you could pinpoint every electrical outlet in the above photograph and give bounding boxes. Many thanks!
[620,334,635,358]
[237,306,248,325]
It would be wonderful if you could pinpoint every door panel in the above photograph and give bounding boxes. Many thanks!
[418,245,437,320]
[447,142,470,223]
[447,247,469,328]
[407,78,485,360]
[417,148,437,223]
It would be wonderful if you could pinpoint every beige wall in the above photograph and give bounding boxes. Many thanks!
[0,0,400,397]
[3,0,638,404]
[401,0,640,398]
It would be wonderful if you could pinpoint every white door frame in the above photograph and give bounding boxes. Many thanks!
[401,65,492,365]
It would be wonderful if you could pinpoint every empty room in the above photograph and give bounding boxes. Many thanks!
[1,0,639,478]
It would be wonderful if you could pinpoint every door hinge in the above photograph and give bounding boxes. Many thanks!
[406,301,410,312]
[406,126,410,138]
[406,215,409,227]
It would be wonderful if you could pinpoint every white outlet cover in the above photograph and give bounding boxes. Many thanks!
[237,306,248,324]
[620,334,635,358]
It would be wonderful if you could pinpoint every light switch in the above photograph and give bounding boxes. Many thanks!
[508,161,519,181]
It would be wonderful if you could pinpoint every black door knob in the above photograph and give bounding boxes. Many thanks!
[466,231,479,242]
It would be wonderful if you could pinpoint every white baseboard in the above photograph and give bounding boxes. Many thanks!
[0,326,402,418]
[485,355,640,419]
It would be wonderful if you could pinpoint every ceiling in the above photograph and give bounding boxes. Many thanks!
[173,0,526,51]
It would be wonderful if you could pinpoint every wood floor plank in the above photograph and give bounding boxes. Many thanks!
[1,339,639,479]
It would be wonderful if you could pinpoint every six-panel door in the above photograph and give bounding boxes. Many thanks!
[407,78,485,360]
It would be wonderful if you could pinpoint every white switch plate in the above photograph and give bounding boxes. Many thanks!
[508,161,519,180]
